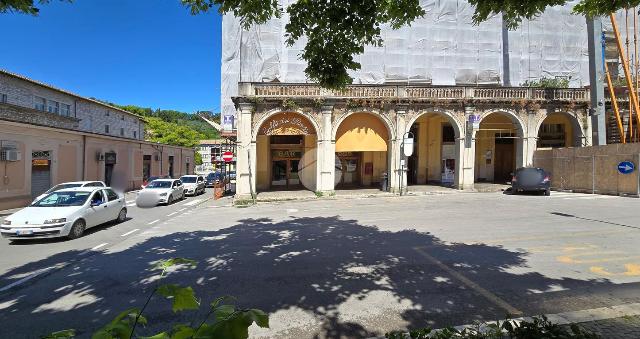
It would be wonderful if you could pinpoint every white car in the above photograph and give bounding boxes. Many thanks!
[180,175,206,196]
[1,187,126,240]
[33,181,106,203]
[135,179,185,207]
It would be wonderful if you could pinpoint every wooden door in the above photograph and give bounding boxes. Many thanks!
[494,141,515,183]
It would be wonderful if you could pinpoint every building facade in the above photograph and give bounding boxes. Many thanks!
[196,139,223,173]
[0,70,195,210]
[232,83,591,198]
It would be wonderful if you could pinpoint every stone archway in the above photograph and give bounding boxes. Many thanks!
[405,110,463,187]
[333,111,392,189]
[475,110,526,183]
[254,111,320,192]
[535,111,584,148]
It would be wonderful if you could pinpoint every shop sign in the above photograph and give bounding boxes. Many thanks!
[261,116,311,135]
[105,152,117,165]
[272,150,302,158]
[32,159,49,166]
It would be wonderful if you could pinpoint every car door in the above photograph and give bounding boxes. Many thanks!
[174,180,184,197]
[197,176,205,191]
[103,188,124,221]
[85,190,109,227]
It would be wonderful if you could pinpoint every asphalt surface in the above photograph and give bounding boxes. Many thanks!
[1,190,639,338]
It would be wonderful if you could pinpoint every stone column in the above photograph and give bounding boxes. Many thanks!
[460,106,476,190]
[522,109,539,167]
[317,104,336,192]
[235,102,255,199]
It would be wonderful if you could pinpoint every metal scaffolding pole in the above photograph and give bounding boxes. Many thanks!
[587,17,607,146]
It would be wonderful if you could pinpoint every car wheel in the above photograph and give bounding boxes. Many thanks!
[117,208,127,223]
[168,194,174,204]
[545,188,551,196]
[68,219,86,239]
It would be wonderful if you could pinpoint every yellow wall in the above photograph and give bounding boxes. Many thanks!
[336,113,388,152]
[256,135,270,190]
[361,151,387,186]
[412,114,452,184]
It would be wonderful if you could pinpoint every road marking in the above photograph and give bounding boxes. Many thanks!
[414,246,522,316]
[126,202,136,207]
[179,208,187,212]
[120,229,139,237]
[0,264,67,293]
[183,199,202,206]
[125,200,134,204]
[91,243,109,250]
[167,212,178,217]
[148,219,160,225]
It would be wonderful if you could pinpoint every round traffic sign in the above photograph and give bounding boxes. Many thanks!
[222,151,234,162]
[618,161,635,174]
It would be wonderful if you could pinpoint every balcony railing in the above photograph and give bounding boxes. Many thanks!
[238,83,591,102]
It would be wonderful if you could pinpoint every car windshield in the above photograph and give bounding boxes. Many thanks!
[181,177,197,183]
[32,191,91,207]
[207,173,220,179]
[146,181,172,188]
[45,183,82,194]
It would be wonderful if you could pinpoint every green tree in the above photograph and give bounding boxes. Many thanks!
[6,0,639,88]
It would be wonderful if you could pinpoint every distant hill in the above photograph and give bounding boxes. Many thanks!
[95,100,221,148]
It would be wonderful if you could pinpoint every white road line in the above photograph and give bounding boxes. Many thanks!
[179,208,187,212]
[183,199,202,206]
[91,243,109,250]
[125,200,134,204]
[126,203,136,207]
[0,264,66,293]
[120,229,139,237]
[167,212,178,217]
[148,219,160,225]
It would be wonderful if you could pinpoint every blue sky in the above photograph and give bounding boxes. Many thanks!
[0,0,221,113]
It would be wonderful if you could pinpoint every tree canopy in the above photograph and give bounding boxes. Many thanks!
[5,0,640,88]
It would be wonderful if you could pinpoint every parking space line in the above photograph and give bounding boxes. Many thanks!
[120,229,139,237]
[167,212,178,217]
[126,203,136,207]
[91,243,108,250]
[183,199,202,206]
[148,219,159,225]
[414,246,522,316]
[179,208,187,212]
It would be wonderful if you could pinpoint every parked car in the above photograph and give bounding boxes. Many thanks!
[228,171,236,180]
[136,179,185,207]
[33,181,106,203]
[1,187,126,240]
[205,172,228,187]
[141,175,170,189]
[180,175,206,196]
[511,167,551,196]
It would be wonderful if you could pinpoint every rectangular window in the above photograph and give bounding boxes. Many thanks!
[47,100,59,114]
[121,115,124,120]
[120,128,124,136]
[105,125,110,134]
[60,103,71,116]
[34,96,46,111]
[105,110,110,117]
[133,130,137,139]
[0,93,6,103]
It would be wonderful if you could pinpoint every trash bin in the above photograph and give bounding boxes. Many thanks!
[213,180,224,200]
[380,172,388,192]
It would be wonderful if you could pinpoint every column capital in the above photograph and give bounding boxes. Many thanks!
[395,104,409,115]
[321,104,334,114]
[238,102,254,114]
[464,105,476,115]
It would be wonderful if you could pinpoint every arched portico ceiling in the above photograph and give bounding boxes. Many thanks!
[535,111,584,147]
[332,109,395,141]
[253,110,319,141]
[477,109,526,136]
[334,112,391,152]
[407,109,463,138]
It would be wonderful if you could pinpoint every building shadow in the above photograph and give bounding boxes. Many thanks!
[0,216,629,338]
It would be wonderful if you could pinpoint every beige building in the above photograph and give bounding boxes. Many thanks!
[0,70,195,210]
[231,83,592,198]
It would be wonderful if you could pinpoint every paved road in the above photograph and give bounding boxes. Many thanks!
[0,188,213,288]
[1,190,639,338]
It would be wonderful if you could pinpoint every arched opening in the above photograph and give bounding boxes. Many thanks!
[475,112,524,184]
[255,111,318,191]
[537,113,581,148]
[406,112,461,187]
[334,112,390,189]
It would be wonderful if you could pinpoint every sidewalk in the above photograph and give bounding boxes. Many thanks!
[573,315,640,338]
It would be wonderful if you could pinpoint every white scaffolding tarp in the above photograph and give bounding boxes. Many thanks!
[221,0,593,128]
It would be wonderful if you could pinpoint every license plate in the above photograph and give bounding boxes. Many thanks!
[16,229,34,236]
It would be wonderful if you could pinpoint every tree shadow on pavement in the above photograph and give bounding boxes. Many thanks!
[0,216,630,338]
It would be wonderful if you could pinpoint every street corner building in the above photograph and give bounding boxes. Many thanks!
[221,0,612,198]
[0,70,195,210]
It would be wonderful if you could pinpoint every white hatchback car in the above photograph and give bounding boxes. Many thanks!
[1,187,126,240]
[33,181,106,203]
[135,179,185,207]
[180,175,206,196]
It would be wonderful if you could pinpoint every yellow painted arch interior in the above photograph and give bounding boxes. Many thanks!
[336,113,389,152]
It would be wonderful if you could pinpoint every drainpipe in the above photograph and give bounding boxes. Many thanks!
[82,135,86,180]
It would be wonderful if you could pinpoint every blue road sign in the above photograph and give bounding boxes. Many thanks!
[618,161,635,174]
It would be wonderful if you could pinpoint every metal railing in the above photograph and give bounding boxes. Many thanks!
[239,83,591,102]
